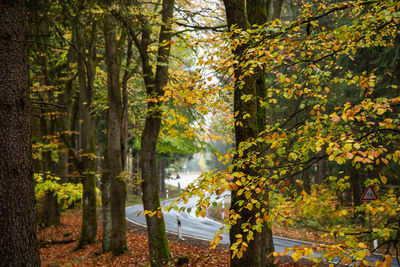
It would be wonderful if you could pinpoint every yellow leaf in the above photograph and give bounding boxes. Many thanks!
[377,108,385,115]
[358,242,367,249]
[292,252,302,262]
[384,254,393,264]
[247,203,253,211]
[237,250,243,259]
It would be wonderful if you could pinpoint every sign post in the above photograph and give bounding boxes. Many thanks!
[176,215,183,240]
[360,185,378,249]
[221,200,225,220]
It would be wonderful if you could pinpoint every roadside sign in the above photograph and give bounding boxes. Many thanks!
[361,186,378,201]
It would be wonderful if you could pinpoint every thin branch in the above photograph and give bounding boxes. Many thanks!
[175,21,226,31]
[31,101,66,109]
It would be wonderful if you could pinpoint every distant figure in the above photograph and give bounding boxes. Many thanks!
[176,174,180,179]
[178,182,181,191]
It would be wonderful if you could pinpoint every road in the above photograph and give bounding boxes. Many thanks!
[126,174,398,266]
[126,196,317,254]
[126,196,398,266]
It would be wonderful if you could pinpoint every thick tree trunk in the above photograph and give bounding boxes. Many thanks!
[104,12,127,257]
[141,111,171,266]
[246,0,283,263]
[0,1,41,265]
[224,1,276,266]
[75,15,98,248]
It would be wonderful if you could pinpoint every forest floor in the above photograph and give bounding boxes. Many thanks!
[38,209,333,266]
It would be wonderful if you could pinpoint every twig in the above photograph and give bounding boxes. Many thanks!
[31,101,66,109]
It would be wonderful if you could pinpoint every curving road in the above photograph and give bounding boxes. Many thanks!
[126,174,399,266]
[126,196,317,254]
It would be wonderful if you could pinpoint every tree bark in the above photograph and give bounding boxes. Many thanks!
[223,1,275,266]
[104,12,127,257]
[316,154,326,184]
[349,167,365,225]
[75,14,98,249]
[246,0,283,264]
[138,0,175,265]
[101,149,112,252]
[0,1,41,265]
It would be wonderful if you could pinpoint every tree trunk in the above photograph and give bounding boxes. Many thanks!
[316,153,326,184]
[75,14,98,248]
[246,0,283,263]
[139,0,175,265]
[141,112,171,266]
[104,12,127,257]
[101,149,112,252]
[349,167,365,225]
[41,118,61,226]
[43,183,61,226]
[0,1,41,265]
[223,1,274,266]
[158,157,167,196]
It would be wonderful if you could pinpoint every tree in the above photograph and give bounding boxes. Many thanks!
[0,0,41,265]
[220,0,400,265]
[103,8,127,256]
[74,10,99,249]
[170,1,400,266]
[246,0,284,263]
[130,0,176,265]
[222,1,271,266]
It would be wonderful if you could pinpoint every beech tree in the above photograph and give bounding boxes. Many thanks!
[103,6,128,256]
[135,0,175,265]
[74,10,99,248]
[169,0,400,266]
[0,0,41,265]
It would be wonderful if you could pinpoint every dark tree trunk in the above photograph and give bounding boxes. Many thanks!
[138,0,174,265]
[101,146,112,252]
[246,0,283,264]
[316,153,326,184]
[104,12,127,257]
[223,0,284,266]
[40,120,61,226]
[0,1,41,265]
[224,0,284,265]
[224,1,267,266]
[301,168,312,194]
[75,14,98,248]
[349,167,365,224]
[43,190,61,226]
